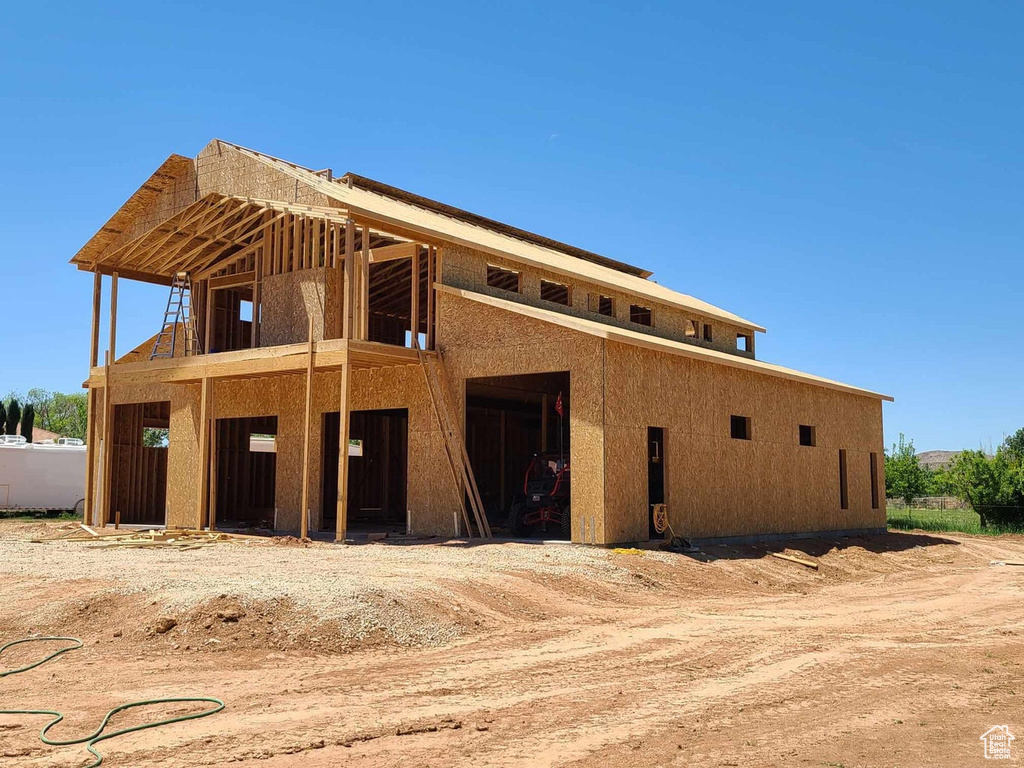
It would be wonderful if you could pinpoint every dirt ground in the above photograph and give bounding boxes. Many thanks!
[1,521,1022,767]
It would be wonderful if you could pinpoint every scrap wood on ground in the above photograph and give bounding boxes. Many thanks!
[27,523,261,550]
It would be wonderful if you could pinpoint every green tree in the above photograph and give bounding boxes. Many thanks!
[5,399,20,438]
[946,449,1023,528]
[884,433,929,507]
[1003,428,1024,463]
[21,403,35,443]
[143,428,168,447]
[0,401,5,435]
[36,391,88,440]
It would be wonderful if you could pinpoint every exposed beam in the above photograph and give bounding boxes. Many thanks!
[79,264,172,286]
[208,270,256,291]
[366,242,418,263]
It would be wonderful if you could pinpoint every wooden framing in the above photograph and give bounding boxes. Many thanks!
[343,221,355,339]
[197,376,212,528]
[101,352,113,526]
[84,386,96,525]
[426,246,436,350]
[335,359,352,542]
[410,245,420,349]
[70,140,890,547]
[300,318,315,539]
[209,408,218,530]
[361,226,370,340]
[252,249,262,348]
[109,272,119,363]
[90,272,101,368]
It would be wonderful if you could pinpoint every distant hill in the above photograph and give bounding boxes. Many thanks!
[916,450,961,470]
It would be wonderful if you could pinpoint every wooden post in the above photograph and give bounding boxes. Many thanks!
[205,280,214,354]
[209,416,218,530]
[84,387,96,524]
[410,245,420,349]
[360,226,370,340]
[335,359,352,542]
[108,272,119,363]
[101,352,113,527]
[252,246,263,349]
[426,246,435,350]
[197,377,211,529]
[90,272,102,368]
[300,317,315,539]
[342,221,355,339]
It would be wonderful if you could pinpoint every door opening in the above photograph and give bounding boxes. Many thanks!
[322,408,408,532]
[648,427,666,539]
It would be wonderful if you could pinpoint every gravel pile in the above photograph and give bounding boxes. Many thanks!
[0,525,674,649]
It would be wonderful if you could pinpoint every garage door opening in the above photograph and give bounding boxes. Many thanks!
[465,371,570,538]
[321,408,409,533]
[108,401,170,525]
[214,416,277,528]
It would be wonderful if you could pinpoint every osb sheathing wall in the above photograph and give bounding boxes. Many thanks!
[95,363,459,534]
[441,244,755,358]
[436,292,609,544]
[88,382,201,528]
[601,340,886,543]
[260,266,340,346]
[196,141,331,208]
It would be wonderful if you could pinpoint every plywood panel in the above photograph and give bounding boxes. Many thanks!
[602,339,886,541]
[261,267,338,347]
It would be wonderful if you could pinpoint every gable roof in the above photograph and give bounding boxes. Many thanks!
[339,172,652,279]
[70,139,765,333]
[219,141,766,332]
[74,154,194,267]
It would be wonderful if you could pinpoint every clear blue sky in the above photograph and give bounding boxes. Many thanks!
[1,1,1020,452]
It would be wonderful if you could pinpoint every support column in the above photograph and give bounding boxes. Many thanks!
[342,221,355,339]
[252,244,263,349]
[90,272,101,369]
[300,317,315,539]
[84,386,96,525]
[100,351,113,527]
[205,280,214,353]
[196,377,211,529]
[410,245,420,349]
[426,246,435,350]
[108,272,119,363]
[209,421,218,530]
[360,226,370,340]
[335,358,352,542]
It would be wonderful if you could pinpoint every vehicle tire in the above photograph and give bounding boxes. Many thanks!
[73,498,86,516]
[507,503,531,538]
[560,504,572,541]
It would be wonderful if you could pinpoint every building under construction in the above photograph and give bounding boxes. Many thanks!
[72,140,890,544]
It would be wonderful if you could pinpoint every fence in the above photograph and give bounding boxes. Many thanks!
[885,495,968,510]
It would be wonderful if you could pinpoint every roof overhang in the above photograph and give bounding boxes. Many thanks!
[438,284,892,402]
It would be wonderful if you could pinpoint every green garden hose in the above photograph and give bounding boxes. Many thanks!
[0,636,225,767]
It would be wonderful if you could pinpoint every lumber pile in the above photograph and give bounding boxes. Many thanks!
[770,552,820,570]
[28,523,252,550]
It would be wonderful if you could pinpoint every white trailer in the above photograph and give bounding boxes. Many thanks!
[0,438,87,512]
